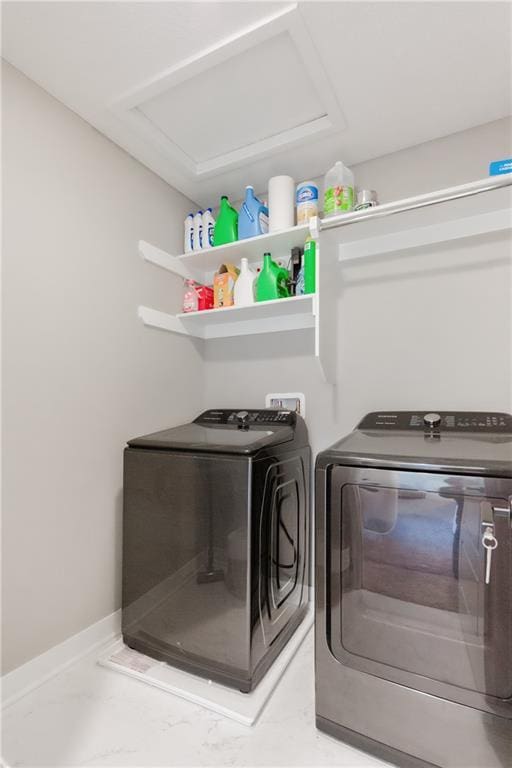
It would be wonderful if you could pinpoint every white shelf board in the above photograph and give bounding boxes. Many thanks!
[338,208,512,262]
[317,174,512,234]
[139,294,316,340]
[140,224,310,282]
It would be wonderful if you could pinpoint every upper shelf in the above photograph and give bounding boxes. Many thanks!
[141,175,511,279]
[312,174,512,262]
[140,223,310,283]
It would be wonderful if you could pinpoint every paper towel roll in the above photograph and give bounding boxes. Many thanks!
[268,175,295,232]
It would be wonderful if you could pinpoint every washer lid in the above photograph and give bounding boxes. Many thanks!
[318,411,512,477]
[127,409,297,455]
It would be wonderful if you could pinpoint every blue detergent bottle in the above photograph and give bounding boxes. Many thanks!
[238,186,269,240]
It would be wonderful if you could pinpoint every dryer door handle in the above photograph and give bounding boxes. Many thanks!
[480,502,509,585]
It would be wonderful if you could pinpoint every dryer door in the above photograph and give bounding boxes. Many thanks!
[328,466,512,716]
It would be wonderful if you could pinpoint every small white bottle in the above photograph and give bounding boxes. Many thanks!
[193,210,203,251]
[184,213,194,253]
[234,258,256,307]
[202,208,215,249]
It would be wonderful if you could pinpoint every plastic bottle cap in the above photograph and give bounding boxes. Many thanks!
[206,208,212,212]
[221,195,228,200]
[246,185,254,190]
[197,210,203,214]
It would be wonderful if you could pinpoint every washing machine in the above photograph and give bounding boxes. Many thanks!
[123,408,310,692]
[315,411,512,768]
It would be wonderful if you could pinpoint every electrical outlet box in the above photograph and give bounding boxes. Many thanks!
[265,392,305,417]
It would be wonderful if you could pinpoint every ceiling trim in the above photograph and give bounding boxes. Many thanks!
[110,3,346,179]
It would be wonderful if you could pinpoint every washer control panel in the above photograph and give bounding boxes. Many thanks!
[358,411,512,433]
[196,409,295,426]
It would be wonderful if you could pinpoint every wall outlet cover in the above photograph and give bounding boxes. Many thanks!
[265,392,305,417]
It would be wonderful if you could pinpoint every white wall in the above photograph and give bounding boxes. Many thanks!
[1,62,203,674]
[3,61,511,676]
[204,118,512,457]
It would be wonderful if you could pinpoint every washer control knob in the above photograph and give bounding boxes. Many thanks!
[424,412,441,429]
[235,410,250,429]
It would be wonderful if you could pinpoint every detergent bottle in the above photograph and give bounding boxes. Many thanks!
[213,195,238,246]
[202,208,215,249]
[234,258,256,307]
[238,186,269,240]
[256,253,290,302]
[193,210,203,250]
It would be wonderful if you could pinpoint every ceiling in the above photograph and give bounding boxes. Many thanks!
[2,1,511,207]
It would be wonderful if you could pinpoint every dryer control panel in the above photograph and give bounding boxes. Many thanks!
[195,409,296,426]
[358,411,512,433]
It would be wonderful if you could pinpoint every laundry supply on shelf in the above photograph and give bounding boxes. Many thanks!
[202,208,215,248]
[238,186,269,239]
[323,160,355,215]
[256,253,290,301]
[214,263,239,308]
[289,246,303,295]
[268,176,295,231]
[303,237,316,294]
[184,213,194,253]
[489,158,512,176]
[182,279,214,312]
[355,189,379,210]
[193,210,204,250]
[213,196,238,246]
[233,258,257,307]
[296,181,319,224]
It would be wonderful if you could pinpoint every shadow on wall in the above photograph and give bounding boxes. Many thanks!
[339,230,510,290]
[203,327,316,364]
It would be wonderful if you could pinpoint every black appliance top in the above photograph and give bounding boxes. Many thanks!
[317,411,512,477]
[127,409,307,455]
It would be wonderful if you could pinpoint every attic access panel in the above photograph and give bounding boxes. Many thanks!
[137,32,325,166]
[113,5,345,179]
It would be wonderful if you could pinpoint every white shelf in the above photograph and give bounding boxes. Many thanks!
[139,223,310,282]
[138,174,511,385]
[139,295,316,340]
[337,207,511,262]
[310,175,512,262]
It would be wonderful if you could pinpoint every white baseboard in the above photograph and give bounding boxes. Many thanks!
[2,587,316,710]
[2,609,121,709]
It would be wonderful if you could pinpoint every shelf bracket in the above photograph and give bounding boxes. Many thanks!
[138,306,202,338]
[139,240,201,281]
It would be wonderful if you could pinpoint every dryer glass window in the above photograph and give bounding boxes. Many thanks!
[329,472,512,702]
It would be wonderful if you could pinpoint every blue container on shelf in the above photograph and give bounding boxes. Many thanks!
[489,158,512,176]
[238,186,269,240]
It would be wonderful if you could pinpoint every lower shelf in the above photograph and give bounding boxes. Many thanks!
[138,294,317,340]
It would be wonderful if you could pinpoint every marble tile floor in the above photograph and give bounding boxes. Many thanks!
[2,630,390,768]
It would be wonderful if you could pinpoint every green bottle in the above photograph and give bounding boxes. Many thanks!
[303,236,316,294]
[256,253,290,302]
[213,195,238,246]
